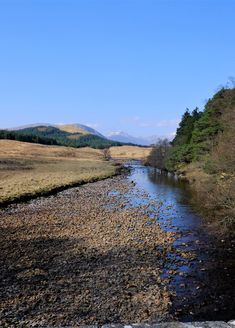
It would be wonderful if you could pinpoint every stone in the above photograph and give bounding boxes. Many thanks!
[102,325,124,328]
[180,322,230,328]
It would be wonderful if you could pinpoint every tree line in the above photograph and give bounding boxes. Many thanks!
[146,86,235,231]
[146,87,235,173]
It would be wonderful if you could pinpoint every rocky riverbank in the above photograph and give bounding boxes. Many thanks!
[0,174,181,326]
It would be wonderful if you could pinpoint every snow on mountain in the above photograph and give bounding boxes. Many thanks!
[107,131,175,145]
[107,131,151,146]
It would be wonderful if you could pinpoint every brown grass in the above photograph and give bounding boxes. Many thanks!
[0,140,116,204]
[179,161,235,234]
[57,124,88,134]
[110,145,152,160]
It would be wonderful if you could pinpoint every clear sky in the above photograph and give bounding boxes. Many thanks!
[0,0,234,137]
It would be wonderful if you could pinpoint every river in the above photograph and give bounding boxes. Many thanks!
[125,162,235,321]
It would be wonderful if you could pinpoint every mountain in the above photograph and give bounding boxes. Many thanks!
[8,123,105,138]
[107,132,150,146]
[55,124,105,138]
[8,123,52,130]
[0,125,122,149]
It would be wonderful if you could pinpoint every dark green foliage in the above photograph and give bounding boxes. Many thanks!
[165,107,202,170]
[166,88,235,171]
[147,87,235,172]
[0,126,123,149]
[0,129,58,145]
[165,144,193,171]
[191,88,235,159]
[172,108,202,147]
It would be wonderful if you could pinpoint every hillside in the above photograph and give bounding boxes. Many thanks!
[55,123,105,138]
[8,123,105,138]
[146,87,235,232]
[0,125,122,149]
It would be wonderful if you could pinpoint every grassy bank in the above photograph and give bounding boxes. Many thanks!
[177,162,235,235]
[0,140,118,206]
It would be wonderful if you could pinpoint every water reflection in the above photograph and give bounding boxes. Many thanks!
[128,165,203,232]
[148,168,187,188]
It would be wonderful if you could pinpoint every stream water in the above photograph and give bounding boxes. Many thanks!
[126,162,235,321]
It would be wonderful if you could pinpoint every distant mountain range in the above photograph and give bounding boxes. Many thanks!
[107,131,173,146]
[107,131,150,145]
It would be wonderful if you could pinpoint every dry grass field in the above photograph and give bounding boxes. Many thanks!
[0,140,116,205]
[110,145,152,160]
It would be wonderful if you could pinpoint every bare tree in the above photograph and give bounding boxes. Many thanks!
[102,148,111,161]
[147,138,170,171]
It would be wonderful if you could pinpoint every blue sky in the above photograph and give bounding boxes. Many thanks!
[0,0,234,137]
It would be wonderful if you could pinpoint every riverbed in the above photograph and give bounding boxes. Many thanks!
[0,163,234,326]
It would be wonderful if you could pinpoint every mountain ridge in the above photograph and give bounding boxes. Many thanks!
[7,123,105,138]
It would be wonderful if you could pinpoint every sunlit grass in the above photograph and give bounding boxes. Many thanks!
[0,140,116,204]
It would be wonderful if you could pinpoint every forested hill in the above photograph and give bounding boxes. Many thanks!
[0,126,123,149]
[167,87,235,171]
[147,87,235,231]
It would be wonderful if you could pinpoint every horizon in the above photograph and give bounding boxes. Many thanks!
[0,0,234,137]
